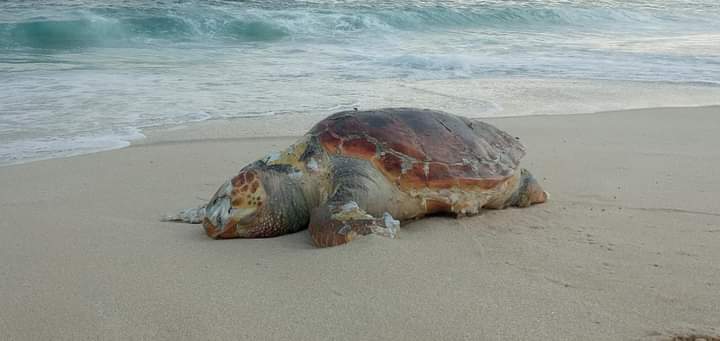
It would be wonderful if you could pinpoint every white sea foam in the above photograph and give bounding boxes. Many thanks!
[0,129,145,166]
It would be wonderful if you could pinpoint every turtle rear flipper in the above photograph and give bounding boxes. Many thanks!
[483,168,549,209]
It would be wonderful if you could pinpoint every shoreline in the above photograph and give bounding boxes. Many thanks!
[1,105,718,340]
[4,103,719,169]
[5,76,720,167]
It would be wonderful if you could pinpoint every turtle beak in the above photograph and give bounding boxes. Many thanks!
[204,194,258,239]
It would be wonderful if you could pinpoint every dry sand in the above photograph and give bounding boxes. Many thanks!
[1,106,719,340]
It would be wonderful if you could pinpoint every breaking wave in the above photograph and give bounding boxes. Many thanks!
[1,1,715,49]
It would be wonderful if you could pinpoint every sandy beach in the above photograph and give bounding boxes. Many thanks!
[1,106,718,340]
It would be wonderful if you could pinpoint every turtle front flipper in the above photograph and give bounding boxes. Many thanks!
[308,155,403,247]
[309,202,399,248]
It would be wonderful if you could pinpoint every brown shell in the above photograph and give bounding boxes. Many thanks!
[308,108,526,190]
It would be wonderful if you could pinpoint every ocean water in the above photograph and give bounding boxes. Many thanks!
[1,1,720,165]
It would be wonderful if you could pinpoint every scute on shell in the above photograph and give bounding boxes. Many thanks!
[308,108,526,190]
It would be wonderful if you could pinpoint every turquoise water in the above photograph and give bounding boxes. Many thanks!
[1,1,720,165]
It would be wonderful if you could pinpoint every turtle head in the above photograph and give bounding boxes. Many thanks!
[202,163,311,239]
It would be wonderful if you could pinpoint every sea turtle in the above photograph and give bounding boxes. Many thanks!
[166,108,548,247]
